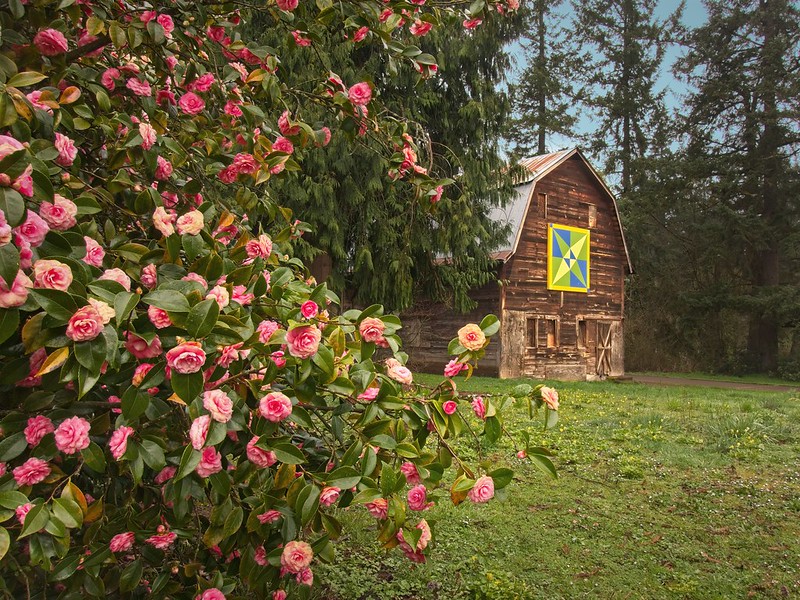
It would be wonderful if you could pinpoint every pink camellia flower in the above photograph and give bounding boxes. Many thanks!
[366,498,388,519]
[217,343,249,368]
[196,589,226,600]
[359,317,385,343]
[155,465,177,485]
[256,320,280,344]
[443,359,468,378]
[166,341,206,374]
[101,67,121,90]
[13,457,51,486]
[179,92,205,115]
[54,132,78,167]
[442,400,457,415]
[245,234,272,259]
[110,532,136,553]
[471,396,486,420]
[203,389,233,423]
[276,0,299,10]
[386,358,413,385]
[17,347,46,388]
[278,110,301,136]
[156,14,174,37]
[467,475,495,503]
[458,323,486,351]
[516,449,527,459]
[300,301,318,319]
[463,17,483,29]
[357,386,379,402]
[0,211,11,246]
[430,185,444,203]
[14,211,50,247]
[155,156,173,180]
[259,391,293,422]
[32,259,73,291]
[285,325,321,359]
[145,531,177,550]
[140,263,157,288]
[189,415,211,450]
[54,416,91,454]
[139,122,157,150]
[109,426,135,460]
[183,272,208,290]
[254,545,269,566]
[176,210,204,235]
[0,270,32,308]
[84,236,105,267]
[34,28,68,56]
[125,332,162,359]
[407,484,433,511]
[410,20,433,36]
[232,152,257,175]
[379,8,394,22]
[196,446,223,478]
[400,461,421,485]
[271,350,286,368]
[396,519,431,563]
[297,568,313,586]
[272,136,293,154]
[281,540,313,574]
[319,486,341,507]
[231,285,254,306]
[224,100,243,117]
[24,415,54,447]
[319,126,332,146]
[348,82,372,106]
[291,31,312,47]
[140,10,156,23]
[99,268,132,291]
[66,305,104,342]
[39,194,78,230]
[352,26,369,42]
[257,510,282,524]
[206,285,229,309]
[217,165,238,184]
[126,78,152,96]
[15,502,32,525]
[540,386,559,411]
[246,436,277,468]
[148,306,172,329]
[132,363,153,387]
[153,206,176,237]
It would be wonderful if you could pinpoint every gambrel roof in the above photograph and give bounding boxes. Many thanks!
[488,148,633,273]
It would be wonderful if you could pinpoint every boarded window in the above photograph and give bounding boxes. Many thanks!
[545,319,558,348]
[588,205,597,228]
[538,193,548,218]
[577,319,587,348]
[527,318,538,348]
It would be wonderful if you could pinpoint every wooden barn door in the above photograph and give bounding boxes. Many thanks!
[596,321,623,377]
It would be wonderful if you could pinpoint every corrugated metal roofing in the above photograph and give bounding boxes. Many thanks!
[489,148,633,273]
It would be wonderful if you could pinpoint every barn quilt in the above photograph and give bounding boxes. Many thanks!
[547,223,590,292]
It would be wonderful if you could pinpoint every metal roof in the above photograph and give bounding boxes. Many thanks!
[488,148,633,273]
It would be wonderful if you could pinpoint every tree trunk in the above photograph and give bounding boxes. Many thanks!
[536,0,546,155]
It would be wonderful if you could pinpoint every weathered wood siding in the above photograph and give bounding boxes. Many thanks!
[499,155,627,379]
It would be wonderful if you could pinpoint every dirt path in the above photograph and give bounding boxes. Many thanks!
[629,374,799,393]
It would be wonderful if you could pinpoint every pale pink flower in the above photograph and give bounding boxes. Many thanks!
[247,437,277,468]
[13,457,51,486]
[140,263,157,288]
[444,359,468,378]
[281,540,313,574]
[203,390,233,423]
[166,341,206,374]
[176,210,204,235]
[467,475,494,503]
[257,509,282,524]
[54,133,78,167]
[319,486,340,507]
[178,92,205,115]
[0,211,11,246]
[400,461,421,485]
[189,415,211,450]
[271,350,286,368]
[359,317,385,343]
[156,14,174,37]
[126,78,152,96]
[442,400,457,415]
[183,272,208,289]
[285,325,321,359]
[101,68,121,91]
[471,396,486,420]
[396,519,431,562]
[15,502,32,525]
[407,484,432,511]
[245,234,272,259]
[66,305,104,341]
[39,194,77,230]
[145,531,177,549]
[32,259,73,291]
[110,532,136,552]
[296,568,313,586]
[348,82,372,106]
[231,285,254,306]
[132,363,153,387]
[14,211,50,247]
[99,268,131,291]
[206,285,229,308]
[458,323,485,351]
[54,416,91,454]
[139,122,157,150]
[148,305,172,329]
[84,236,105,267]
[541,386,559,411]
[155,156,173,180]
[88,300,114,326]
[259,391,292,422]
[109,426,135,460]
[278,110,300,136]
[300,301,318,319]
[386,358,413,385]
[24,415,54,447]
[256,320,281,344]
[153,206,175,237]
[196,589,226,600]
[34,29,68,56]
[366,498,388,519]
[125,333,162,359]
[0,270,32,308]
[357,387,379,402]
[195,446,222,477]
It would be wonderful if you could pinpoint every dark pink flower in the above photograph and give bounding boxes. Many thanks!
[34,29,68,56]
[178,92,205,115]
[13,457,51,486]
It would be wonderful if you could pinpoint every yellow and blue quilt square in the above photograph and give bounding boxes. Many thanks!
[547,223,590,292]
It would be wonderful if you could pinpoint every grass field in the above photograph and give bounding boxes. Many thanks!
[312,376,800,599]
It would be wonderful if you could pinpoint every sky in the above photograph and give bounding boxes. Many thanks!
[506,0,710,155]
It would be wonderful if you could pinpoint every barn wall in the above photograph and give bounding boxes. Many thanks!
[501,155,628,380]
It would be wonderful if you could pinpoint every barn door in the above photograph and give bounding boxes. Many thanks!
[596,321,623,377]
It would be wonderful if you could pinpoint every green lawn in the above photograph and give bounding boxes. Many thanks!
[313,376,800,599]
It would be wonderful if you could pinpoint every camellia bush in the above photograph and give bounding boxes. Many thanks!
[0,0,557,598]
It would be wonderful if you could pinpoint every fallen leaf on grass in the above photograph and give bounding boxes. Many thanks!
[700,551,722,564]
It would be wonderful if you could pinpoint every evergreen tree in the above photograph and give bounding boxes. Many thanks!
[510,0,581,155]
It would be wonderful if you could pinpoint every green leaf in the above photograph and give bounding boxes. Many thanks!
[52,498,83,529]
[0,490,29,509]
[29,289,82,324]
[0,243,19,288]
[295,483,320,525]
[114,291,138,324]
[119,559,143,593]
[140,439,166,470]
[6,71,47,88]
[221,505,243,540]
[19,503,48,538]
[528,451,558,480]
[171,371,204,403]
[326,466,361,490]
[0,188,25,227]
[488,468,514,489]
[270,443,306,465]
[511,384,533,398]
[447,338,466,355]
[49,553,81,581]
[121,386,150,420]
[185,298,219,338]
[0,308,19,344]
[142,290,190,313]
[371,434,397,450]
[175,445,202,481]
[74,336,107,373]
[545,409,559,430]
[0,527,9,562]
[479,314,500,336]
[0,432,26,462]
[484,416,501,444]
[312,344,335,379]
[81,441,106,472]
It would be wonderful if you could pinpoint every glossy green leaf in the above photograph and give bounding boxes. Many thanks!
[185,298,219,338]
[171,371,204,403]
[142,289,190,313]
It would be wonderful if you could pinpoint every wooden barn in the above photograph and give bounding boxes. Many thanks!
[402,148,633,380]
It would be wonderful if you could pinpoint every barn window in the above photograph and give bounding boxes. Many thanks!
[527,318,538,348]
[538,193,548,218]
[577,319,587,348]
[545,319,558,348]
[588,205,597,228]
